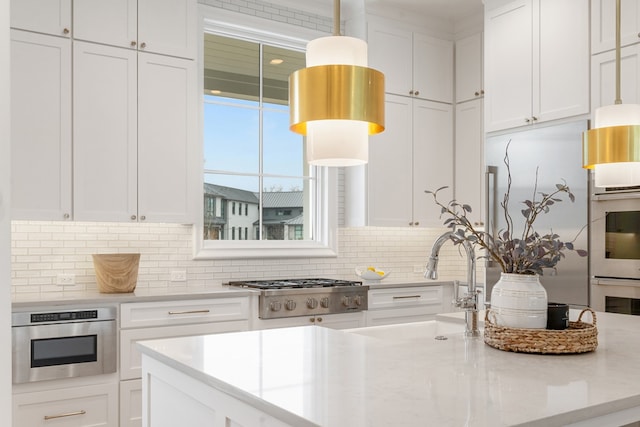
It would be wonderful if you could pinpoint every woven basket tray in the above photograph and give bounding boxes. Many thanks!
[484,308,598,354]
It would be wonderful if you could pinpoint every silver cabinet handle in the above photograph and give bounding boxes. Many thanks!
[44,410,86,420]
[393,295,421,299]
[168,309,210,315]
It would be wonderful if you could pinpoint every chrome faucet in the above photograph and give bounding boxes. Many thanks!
[425,231,480,337]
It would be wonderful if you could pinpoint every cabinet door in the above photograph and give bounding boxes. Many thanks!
[73,0,137,49]
[121,320,249,380]
[591,44,640,114]
[10,30,72,220]
[455,32,483,103]
[73,42,138,222]
[368,94,413,226]
[138,53,198,223]
[412,99,453,228]
[138,0,197,59]
[316,312,366,329]
[10,0,71,37]
[592,0,640,54]
[120,379,142,427]
[13,382,118,427]
[367,22,413,97]
[414,34,453,103]
[455,99,484,227]
[484,0,533,132]
[536,0,589,122]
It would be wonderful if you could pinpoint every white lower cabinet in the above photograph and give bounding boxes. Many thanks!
[366,286,446,326]
[13,381,118,427]
[255,311,366,330]
[119,297,250,427]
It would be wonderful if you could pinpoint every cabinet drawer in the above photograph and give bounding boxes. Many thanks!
[13,382,118,427]
[368,286,443,309]
[120,320,249,380]
[121,297,249,328]
[366,306,438,327]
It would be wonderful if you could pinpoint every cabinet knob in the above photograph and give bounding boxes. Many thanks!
[409,222,413,226]
[140,215,146,221]
[409,90,414,95]
[130,41,137,47]
[63,213,70,219]
[414,221,419,226]
[316,317,323,323]
[474,91,480,96]
[532,116,538,121]
[525,118,531,123]
[140,42,147,49]
[62,28,70,35]
[414,90,420,96]
[309,317,315,323]
[130,215,137,220]
[480,90,485,95]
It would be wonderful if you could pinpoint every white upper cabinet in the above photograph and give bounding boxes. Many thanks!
[74,43,197,223]
[454,99,484,227]
[592,44,640,111]
[10,0,71,37]
[368,95,453,227]
[74,0,197,59]
[592,0,640,54]
[455,32,483,103]
[368,21,453,103]
[10,30,72,220]
[485,0,589,132]
[137,53,198,223]
[73,42,138,222]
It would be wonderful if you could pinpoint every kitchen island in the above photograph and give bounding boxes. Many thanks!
[137,310,640,427]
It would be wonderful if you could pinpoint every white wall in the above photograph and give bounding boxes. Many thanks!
[1,0,12,422]
[11,222,470,296]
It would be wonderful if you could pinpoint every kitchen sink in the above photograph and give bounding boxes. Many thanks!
[345,319,470,342]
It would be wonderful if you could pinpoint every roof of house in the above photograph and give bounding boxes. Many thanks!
[204,183,259,204]
[260,191,303,208]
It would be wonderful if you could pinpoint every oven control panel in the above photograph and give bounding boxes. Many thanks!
[31,310,98,323]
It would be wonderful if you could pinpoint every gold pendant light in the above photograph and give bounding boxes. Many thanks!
[288,0,385,166]
[583,0,640,187]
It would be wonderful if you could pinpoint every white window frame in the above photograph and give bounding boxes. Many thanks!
[193,5,338,260]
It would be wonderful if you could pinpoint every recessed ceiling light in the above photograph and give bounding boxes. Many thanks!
[270,58,284,65]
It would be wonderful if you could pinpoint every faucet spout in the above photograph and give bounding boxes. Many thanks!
[425,231,480,337]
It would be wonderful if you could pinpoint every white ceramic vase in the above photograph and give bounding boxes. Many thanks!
[490,273,548,329]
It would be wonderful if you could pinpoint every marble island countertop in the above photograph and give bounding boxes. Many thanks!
[138,309,640,427]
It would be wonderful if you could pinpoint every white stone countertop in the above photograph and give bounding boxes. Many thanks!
[11,283,256,309]
[11,278,454,309]
[138,309,640,427]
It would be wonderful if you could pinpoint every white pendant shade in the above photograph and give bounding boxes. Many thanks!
[305,36,370,166]
[593,104,640,187]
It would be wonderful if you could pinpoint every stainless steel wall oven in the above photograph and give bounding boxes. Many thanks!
[12,306,117,384]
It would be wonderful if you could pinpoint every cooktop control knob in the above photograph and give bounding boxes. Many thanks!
[306,298,318,309]
[269,301,282,312]
[353,295,363,306]
[285,300,297,311]
[320,297,330,308]
[342,295,352,307]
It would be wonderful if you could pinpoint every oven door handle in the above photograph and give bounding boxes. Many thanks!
[44,410,86,420]
[167,309,211,315]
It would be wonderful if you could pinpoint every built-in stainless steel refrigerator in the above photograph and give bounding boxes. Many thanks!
[484,120,589,307]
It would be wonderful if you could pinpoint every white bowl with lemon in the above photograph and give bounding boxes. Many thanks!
[355,266,389,281]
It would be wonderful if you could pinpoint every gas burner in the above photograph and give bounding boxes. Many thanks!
[227,278,362,290]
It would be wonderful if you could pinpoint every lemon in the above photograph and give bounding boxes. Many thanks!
[367,266,376,272]
[376,270,385,276]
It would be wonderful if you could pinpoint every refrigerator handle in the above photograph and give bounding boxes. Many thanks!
[485,166,498,268]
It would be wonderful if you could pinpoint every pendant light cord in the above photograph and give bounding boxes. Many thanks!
[615,0,622,104]
[333,0,341,36]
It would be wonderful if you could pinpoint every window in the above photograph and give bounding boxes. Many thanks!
[195,11,338,259]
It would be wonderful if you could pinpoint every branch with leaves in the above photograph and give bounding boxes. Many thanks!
[426,142,587,276]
